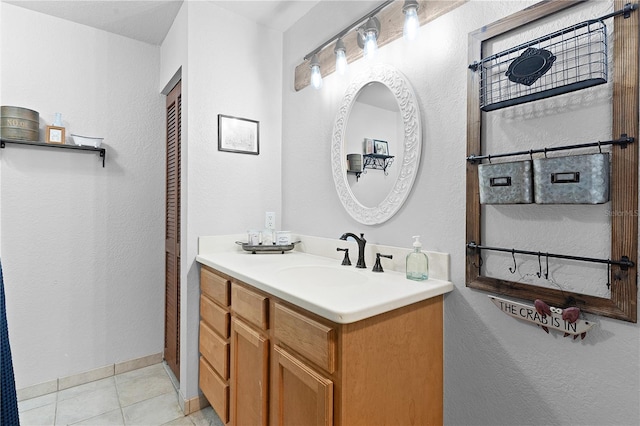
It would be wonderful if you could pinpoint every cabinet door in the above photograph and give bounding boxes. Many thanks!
[272,345,333,426]
[230,317,269,426]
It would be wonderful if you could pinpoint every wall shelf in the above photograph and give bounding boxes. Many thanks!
[349,154,395,181]
[0,138,106,167]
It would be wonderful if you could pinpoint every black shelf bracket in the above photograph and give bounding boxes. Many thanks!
[348,154,395,181]
[1,138,106,167]
[363,154,394,175]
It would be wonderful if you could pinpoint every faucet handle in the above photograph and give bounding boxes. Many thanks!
[372,253,393,273]
[337,247,352,266]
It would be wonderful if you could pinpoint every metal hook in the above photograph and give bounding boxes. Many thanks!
[508,249,517,274]
[598,141,602,154]
[472,255,483,270]
[487,154,492,164]
[529,149,534,161]
[606,260,611,289]
[544,253,549,279]
[536,252,542,278]
[543,147,548,158]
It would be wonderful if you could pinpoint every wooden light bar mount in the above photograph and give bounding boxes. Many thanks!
[293,0,467,91]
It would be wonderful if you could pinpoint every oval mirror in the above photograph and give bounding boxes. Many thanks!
[331,64,422,225]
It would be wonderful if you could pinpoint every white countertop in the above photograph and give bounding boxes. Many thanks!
[196,235,453,324]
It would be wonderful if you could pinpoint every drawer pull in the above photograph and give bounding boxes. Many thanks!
[551,171,580,183]
[490,176,511,187]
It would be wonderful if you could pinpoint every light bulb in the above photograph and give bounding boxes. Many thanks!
[309,54,322,90]
[336,49,348,75]
[403,5,419,41]
[363,30,378,60]
[334,39,348,75]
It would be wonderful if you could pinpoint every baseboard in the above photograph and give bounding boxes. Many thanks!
[183,393,210,415]
[17,352,163,401]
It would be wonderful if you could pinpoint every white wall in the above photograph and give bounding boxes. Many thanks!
[283,1,639,425]
[1,3,165,389]
[160,1,283,400]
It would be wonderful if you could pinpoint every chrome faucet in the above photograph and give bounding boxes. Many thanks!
[339,232,367,268]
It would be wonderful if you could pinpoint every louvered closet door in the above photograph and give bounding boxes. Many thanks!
[165,81,181,380]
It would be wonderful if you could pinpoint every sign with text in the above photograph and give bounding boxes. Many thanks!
[490,296,594,336]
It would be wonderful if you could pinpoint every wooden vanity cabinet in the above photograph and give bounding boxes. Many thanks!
[272,344,334,426]
[272,302,335,426]
[199,266,444,426]
[229,283,270,426]
[199,266,231,423]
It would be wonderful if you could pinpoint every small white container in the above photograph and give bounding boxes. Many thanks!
[71,134,103,148]
[261,229,274,245]
[275,231,292,245]
[247,230,260,245]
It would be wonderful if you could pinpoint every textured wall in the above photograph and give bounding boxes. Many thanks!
[1,3,165,389]
[160,1,283,399]
[283,1,639,424]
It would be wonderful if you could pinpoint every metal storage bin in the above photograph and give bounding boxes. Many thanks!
[533,153,609,204]
[0,106,39,141]
[478,160,533,204]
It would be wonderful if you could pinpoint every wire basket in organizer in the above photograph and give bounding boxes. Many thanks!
[472,19,608,112]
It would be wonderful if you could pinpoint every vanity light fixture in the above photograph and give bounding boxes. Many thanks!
[309,54,323,90]
[403,0,420,42]
[334,38,348,75]
[301,0,393,89]
[357,17,380,60]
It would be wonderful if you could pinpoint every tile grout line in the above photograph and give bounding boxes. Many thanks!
[53,384,59,426]
[116,378,127,426]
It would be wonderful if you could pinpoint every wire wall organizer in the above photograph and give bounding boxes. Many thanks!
[469,3,637,112]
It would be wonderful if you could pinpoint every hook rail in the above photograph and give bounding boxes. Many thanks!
[467,242,634,270]
[467,135,633,163]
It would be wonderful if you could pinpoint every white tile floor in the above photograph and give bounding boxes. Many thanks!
[18,363,224,426]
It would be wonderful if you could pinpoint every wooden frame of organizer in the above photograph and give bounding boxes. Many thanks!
[466,0,638,322]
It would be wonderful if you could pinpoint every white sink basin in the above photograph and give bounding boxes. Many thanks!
[275,265,368,288]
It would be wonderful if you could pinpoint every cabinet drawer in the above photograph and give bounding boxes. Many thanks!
[199,321,230,379]
[231,283,269,330]
[200,295,230,338]
[201,267,230,307]
[274,303,336,373]
[199,357,229,424]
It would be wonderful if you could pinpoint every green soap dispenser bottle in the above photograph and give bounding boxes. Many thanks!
[406,236,429,281]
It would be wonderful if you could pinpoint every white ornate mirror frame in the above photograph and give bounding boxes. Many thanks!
[331,63,422,225]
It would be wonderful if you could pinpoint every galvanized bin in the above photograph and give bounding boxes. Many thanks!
[533,153,609,204]
[478,160,533,204]
[0,106,39,141]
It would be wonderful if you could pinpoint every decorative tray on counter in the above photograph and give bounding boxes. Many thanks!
[235,241,300,254]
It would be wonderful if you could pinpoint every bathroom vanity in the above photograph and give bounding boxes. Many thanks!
[196,235,453,426]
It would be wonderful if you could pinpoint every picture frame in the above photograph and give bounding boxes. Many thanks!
[45,125,65,144]
[218,114,259,155]
[374,139,389,155]
[364,138,374,154]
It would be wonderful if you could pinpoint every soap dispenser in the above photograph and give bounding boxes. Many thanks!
[406,236,429,281]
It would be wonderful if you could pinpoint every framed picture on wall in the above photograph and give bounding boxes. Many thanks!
[218,114,259,155]
[45,125,65,144]
[373,139,389,155]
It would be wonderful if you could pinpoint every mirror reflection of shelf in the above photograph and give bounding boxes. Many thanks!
[348,154,395,181]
